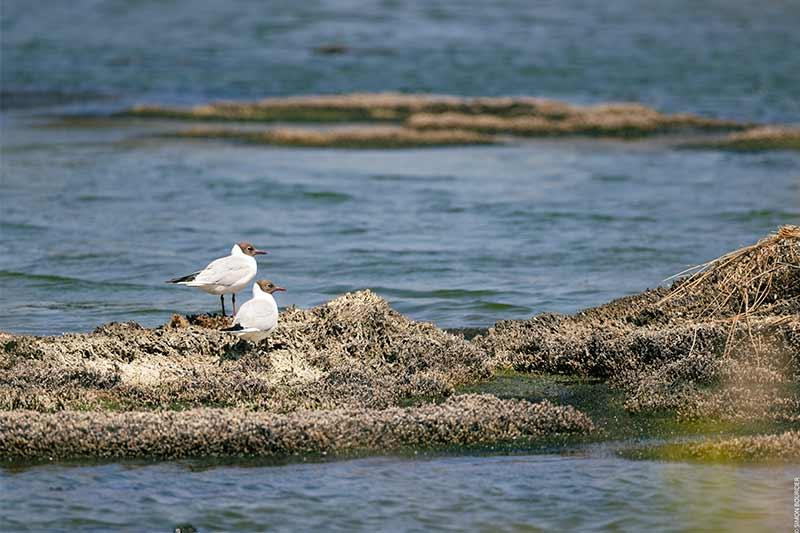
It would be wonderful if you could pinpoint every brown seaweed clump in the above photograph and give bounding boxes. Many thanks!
[406,106,744,138]
[0,290,490,413]
[684,126,800,151]
[623,431,800,463]
[0,394,594,461]
[167,126,495,148]
[476,226,800,423]
[166,312,233,330]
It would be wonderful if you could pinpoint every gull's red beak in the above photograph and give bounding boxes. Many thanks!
[254,249,268,255]
[274,286,286,292]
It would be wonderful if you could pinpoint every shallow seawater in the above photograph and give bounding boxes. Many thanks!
[2,113,798,334]
[2,0,800,530]
[3,0,800,123]
[1,454,793,532]
[2,0,800,334]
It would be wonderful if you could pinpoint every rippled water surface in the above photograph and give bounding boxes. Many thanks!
[2,0,800,334]
[1,0,799,530]
[1,453,794,532]
[3,0,800,122]
[2,116,799,334]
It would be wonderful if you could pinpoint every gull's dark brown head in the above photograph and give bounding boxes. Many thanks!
[256,279,286,294]
[238,242,267,256]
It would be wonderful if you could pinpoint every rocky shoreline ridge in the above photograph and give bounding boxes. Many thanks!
[2,226,799,463]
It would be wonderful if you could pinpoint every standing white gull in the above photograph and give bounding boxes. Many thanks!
[167,242,267,316]
[222,279,285,342]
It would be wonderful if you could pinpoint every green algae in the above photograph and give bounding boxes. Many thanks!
[461,371,799,461]
[461,371,740,440]
[621,431,800,463]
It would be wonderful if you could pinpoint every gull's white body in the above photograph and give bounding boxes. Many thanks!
[229,283,279,342]
[179,245,257,295]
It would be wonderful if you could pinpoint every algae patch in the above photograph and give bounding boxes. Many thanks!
[622,431,800,463]
[459,371,771,447]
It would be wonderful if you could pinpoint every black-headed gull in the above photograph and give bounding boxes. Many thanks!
[222,279,285,342]
[167,242,267,316]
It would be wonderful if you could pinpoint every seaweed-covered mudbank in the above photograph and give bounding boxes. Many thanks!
[683,126,800,151]
[2,228,799,462]
[0,395,593,461]
[1,291,489,413]
[121,92,748,139]
[406,108,742,138]
[167,126,495,148]
[122,93,594,122]
[0,291,598,461]
[476,226,800,424]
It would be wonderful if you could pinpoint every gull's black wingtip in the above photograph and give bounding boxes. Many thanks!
[221,324,244,332]
[167,272,199,284]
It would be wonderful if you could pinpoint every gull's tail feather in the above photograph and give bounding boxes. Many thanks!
[222,325,261,336]
[167,271,200,284]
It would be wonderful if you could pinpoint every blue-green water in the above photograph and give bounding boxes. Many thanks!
[1,0,799,530]
[3,0,800,123]
[2,116,798,335]
[0,453,794,532]
[2,0,800,335]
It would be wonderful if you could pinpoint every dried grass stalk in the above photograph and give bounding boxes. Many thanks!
[659,225,800,357]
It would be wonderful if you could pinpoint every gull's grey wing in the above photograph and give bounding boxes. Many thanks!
[191,255,253,287]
